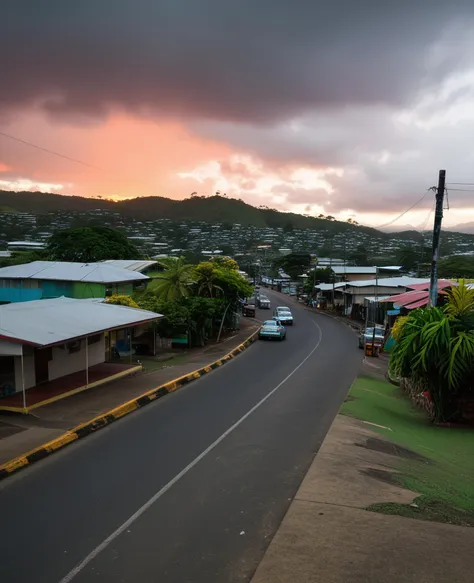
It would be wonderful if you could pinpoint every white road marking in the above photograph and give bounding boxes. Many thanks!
[58,320,323,583]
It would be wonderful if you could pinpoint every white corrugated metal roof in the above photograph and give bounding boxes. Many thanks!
[315,283,347,291]
[364,296,390,302]
[101,260,158,272]
[0,261,149,283]
[332,266,376,275]
[344,277,430,289]
[0,297,162,347]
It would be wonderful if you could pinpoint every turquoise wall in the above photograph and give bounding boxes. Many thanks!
[0,288,43,303]
[0,279,107,303]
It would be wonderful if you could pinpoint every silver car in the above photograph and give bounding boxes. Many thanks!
[359,326,385,349]
[274,307,293,326]
[258,295,271,309]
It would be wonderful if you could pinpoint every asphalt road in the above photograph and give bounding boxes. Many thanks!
[0,291,362,583]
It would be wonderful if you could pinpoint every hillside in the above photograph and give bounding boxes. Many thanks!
[0,189,432,242]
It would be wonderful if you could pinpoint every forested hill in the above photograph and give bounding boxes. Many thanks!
[0,189,423,241]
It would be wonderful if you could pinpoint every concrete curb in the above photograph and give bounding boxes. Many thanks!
[0,328,260,482]
[309,308,362,332]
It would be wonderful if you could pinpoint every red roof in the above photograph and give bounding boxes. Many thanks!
[406,280,455,291]
[403,297,431,310]
[381,290,428,305]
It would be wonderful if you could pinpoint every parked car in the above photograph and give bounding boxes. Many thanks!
[359,326,385,349]
[258,295,271,309]
[243,296,256,317]
[259,319,286,341]
[274,307,293,325]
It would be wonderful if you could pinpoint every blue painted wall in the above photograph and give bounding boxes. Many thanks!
[0,288,43,303]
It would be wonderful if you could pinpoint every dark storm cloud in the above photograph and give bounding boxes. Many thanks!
[2,1,474,123]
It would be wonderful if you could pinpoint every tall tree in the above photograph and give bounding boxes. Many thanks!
[395,245,420,272]
[274,253,311,280]
[194,262,224,297]
[149,257,195,301]
[438,256,474,279]
[348,244,369,266]
[47,226,140,262]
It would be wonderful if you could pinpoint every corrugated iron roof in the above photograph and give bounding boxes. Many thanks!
[343,277,430,289]
[0,297,162,347]
[101,260,158,272]
[0,261,149,283]
[331,266,376,275]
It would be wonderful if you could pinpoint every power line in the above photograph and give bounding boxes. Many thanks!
[445,187,474,192]
[0,131,105,172]
[419,199,435,232]
[375,187,435,229]
[446,182,474,186]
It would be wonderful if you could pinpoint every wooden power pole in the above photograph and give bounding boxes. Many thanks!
[428,170,446,307]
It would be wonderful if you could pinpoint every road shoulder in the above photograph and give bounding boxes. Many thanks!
[0,322,259,480]
[250,413,474,583]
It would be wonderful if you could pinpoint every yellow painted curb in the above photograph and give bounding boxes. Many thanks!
[0,327,260,482]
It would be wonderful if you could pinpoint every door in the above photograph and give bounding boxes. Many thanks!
[34,348,52,385]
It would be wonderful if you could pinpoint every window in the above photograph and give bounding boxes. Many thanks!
[66,340,82,354]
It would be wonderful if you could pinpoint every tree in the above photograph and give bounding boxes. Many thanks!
[348,244,369,266]
[395,245,420,272]
[194,262,224,298]
[149,257,195,301]
[283,221,294,233]
[47,226,140,262]
[0,250,47,268]
[438,256,474,279]
[210,256,239,271]
[273,253,311,280]
[390,282,474,422]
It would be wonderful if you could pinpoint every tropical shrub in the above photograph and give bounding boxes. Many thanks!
[391,315,409,341]
[105,294,140,309]
[390,282,474,422]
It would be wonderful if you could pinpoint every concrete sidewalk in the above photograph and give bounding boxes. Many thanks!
[0,319,259,466]
[251,413,474,583]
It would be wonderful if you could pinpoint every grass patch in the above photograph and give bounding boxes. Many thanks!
[368,496,474,527]
[341,376,474,523]
[131,354,190,372]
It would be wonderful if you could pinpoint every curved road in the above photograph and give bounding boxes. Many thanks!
[0,290,362,583]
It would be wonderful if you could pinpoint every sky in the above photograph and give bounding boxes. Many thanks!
[1,1,474,229]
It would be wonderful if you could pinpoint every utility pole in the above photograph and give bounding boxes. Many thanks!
[428,170,446,307]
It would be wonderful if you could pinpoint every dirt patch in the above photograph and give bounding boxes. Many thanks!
[0,421,26,440]
[360,467,401,487]
[368,497,474,527]
[356,437,429,462]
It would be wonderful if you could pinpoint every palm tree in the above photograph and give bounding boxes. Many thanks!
[194,262,223,298]
[149,257,195,301]
[390,282,474,421]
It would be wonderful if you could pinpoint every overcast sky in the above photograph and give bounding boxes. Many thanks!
[1,1,474,228]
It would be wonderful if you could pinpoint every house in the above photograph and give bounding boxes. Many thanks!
[314,282,347,306]
[101,259,159,273]
[0,261,149,304]
[0,297,163,412]
[342,277,430,320]
[7,241,46,251]
[331,265,403,282]
[331,266,377,282]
